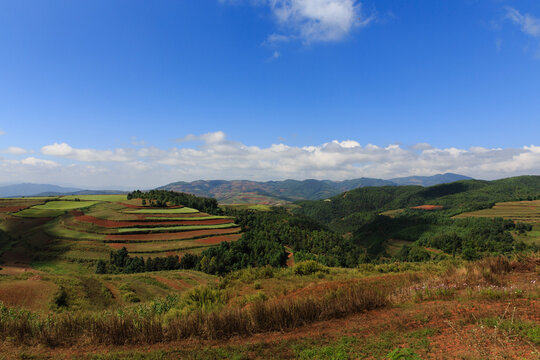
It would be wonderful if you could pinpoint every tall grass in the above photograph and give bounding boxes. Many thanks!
[0,283,389,347]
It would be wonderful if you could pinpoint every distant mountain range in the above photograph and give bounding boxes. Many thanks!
[0,183,126,198]
[1,173,472,201]
[158,173,473,204]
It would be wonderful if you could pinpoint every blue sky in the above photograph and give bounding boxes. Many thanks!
[0,0,539,188]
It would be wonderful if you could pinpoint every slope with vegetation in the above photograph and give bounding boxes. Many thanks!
[0,177,539,358]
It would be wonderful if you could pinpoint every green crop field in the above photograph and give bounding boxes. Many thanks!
[33,200,100,210]
[454,199,540,224]
[146,215,231,221]
[127,207,200,214]
[220,203,273,211]
[14,208,66,218]
[116,223,239,233]
[13,200,100,218]
[61,194,128,202]
[45,222,106,241]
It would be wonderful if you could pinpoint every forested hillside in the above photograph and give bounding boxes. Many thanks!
[294,176,540,230]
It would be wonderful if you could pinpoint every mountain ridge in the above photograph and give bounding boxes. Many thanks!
[158,173,473,204]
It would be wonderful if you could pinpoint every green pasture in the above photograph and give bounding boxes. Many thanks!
[145,216,231,221]
[109,239,215,253]
[126,207,200,214]
[116,223,239,233]
[454,200,540,224]
[220,204,273,211]
[61,194,127,202]
[14,208,65,218]
[45,222,105,241]
[15,200,99,218]
[33,200,100,210]
[84,202,139,221]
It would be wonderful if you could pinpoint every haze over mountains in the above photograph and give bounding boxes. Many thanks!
[0,183,126,198]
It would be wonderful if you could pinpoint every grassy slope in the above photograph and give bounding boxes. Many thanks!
[0,256,538,359]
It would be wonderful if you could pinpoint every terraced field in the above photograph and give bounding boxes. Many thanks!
[455,200,540,246]
[0,195,241,311]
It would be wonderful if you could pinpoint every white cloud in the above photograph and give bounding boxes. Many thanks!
[2,131,539,188]
[2,146,28,155]
[41,142,134,162]
[411,142,434,151]
[506,7,540,37]
[268,0,373,43]
[222,0,374,45]
[20,157,59,167]
[0,129,4,136]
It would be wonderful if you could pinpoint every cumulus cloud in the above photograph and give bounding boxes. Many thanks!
[506,7,540,37]
[41,142,134,162]
[1,146,28,155]
[270,0,374,43]
[20,157,59,167]
[223,0,374,45]
[1,131,539,188]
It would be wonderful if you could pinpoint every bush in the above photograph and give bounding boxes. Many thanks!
[123,291,141,303]
[181,286,227,313]
[52,287,69,309]
[293,260,330,276]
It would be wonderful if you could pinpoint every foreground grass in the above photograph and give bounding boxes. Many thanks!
[0,283,389,347]
[0,255,538,360]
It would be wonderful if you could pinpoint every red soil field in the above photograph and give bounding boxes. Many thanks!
[410,205,443,210]
[73,214,233,228]
[193,233,241,245]
[0,206,28,213]
[104,227,241,241]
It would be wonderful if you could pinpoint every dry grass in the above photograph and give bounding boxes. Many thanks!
[0,283,389,347]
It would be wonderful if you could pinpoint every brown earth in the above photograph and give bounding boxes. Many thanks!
[0,205,28,213]
[411,205,444,210]
[193,233,242,245]
[0,279,56,312]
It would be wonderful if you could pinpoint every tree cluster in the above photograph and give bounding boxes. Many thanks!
[96,247,185,274]
[127,190,221,215]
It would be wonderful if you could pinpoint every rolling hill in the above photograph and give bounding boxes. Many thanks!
[158,173,472,204]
